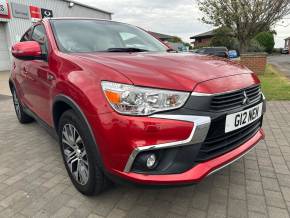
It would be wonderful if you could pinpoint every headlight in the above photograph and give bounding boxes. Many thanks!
[101,81,189,116]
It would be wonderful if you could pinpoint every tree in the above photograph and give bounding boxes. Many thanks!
[168,36,183,43]
[184,42,193,50]
[255,32,275,53]
[211,26,236,49]
[197,0,290,52]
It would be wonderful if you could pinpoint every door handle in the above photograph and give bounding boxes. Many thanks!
[23,67,28,74]
[21,67,28,77]
[47,73,55,81]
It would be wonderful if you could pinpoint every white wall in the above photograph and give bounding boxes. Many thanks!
[0,0,111,70]
[6,0,111,45]
[0,22,10,71]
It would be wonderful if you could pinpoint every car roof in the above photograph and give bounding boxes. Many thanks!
[47,17,111,21]
[43,17,129,26]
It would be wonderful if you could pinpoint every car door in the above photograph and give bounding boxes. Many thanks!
[24,24,55,124]
[13,28,34,108]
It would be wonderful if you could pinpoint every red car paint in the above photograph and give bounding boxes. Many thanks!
[10,18,265,186]
[11,41,42,58]
[113,130,264,185]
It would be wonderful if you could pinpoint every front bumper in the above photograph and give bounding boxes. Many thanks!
[110,128,264,185]
[94,87,266,185]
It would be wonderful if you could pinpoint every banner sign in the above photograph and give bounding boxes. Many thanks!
[11,2,29,19]
[0,0,10,19]
[29,5,41,22]
[41,8,53,18]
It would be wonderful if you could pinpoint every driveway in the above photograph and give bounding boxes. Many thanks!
[0,98,290,218]
[268,55,290,79]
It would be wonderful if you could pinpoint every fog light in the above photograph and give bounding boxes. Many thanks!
[146,154,156,169]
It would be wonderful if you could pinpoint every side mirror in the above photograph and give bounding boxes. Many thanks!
[11,41,42,60]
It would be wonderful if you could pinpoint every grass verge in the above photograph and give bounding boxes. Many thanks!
[259,64,290,101]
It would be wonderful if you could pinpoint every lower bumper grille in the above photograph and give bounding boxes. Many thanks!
[196,118,262,162]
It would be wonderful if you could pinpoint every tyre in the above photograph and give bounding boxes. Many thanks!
[58,110,110,196]
[11,88,34,124]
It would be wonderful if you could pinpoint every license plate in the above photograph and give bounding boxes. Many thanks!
[225,103,263,133]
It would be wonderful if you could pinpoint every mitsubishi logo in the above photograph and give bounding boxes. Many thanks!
[242,91,250,105]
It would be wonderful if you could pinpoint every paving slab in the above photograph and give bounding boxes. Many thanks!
[0,71,11,96]
[0,98,290,217]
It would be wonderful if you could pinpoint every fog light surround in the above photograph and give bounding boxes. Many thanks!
[132,151,160,172]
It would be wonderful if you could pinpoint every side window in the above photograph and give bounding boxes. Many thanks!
[20,28,32,42]
[31,25,48,59]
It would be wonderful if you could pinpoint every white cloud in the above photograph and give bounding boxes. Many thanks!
[76,0,212,42]
[77,0,289,47]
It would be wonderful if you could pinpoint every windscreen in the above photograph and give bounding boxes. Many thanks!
[50,19,167,53]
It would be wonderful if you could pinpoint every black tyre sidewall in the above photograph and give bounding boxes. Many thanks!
[12,88,33,123]
[58,110,106,195]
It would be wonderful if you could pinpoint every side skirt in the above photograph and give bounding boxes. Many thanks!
[23,107,58,140]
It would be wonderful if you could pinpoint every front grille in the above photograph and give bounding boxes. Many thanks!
[210,85,262,111]
[196,118,262,162]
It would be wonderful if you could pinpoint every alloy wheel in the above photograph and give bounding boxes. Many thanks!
[62,124,89,185]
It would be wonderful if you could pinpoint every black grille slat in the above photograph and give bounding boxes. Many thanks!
[246,87,260,94]
[196,118,262,162]
[247,90,261,98]
[249,96,262,103]
[210,101,244,110]
[211,96,243,105]
[203,119,259,146]
[210,85,262,111]
[212,91,243,100]
[201,121,260,153]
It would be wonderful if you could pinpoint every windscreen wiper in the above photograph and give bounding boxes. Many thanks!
[106,48,149,52]
[166,48,178,53]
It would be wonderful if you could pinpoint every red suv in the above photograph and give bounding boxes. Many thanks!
[9,18,265,195]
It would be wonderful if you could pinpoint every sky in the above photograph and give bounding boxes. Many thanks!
[78,0,290,48]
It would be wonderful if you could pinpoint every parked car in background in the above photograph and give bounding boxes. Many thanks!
[10,18,266,196]
[281,48,289,54]
[195,47,229,58]
[228,50,239,59]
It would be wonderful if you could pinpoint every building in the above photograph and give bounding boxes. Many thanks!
[285,37,290,51]
[190,30,215,47]
[148,31,176,42]
[148,31,188,52]
[0,0,112,71]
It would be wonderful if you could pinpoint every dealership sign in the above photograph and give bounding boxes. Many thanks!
[29,5,53,22]
[11,3,29,19]
[0,0,10,19]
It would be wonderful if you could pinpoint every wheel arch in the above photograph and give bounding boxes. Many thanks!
[53,94,105,169]
[9,78,15,92]
[53,95,92,134]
